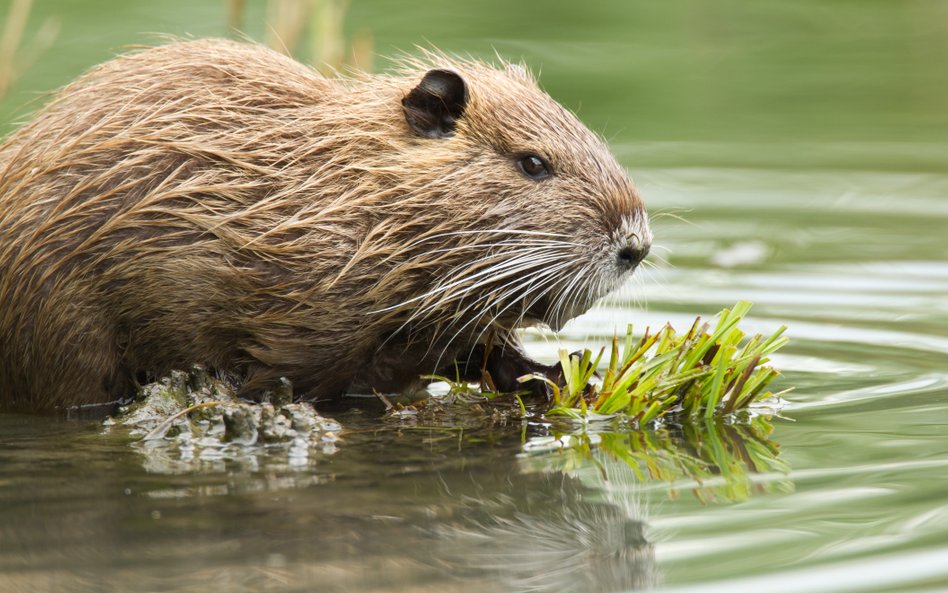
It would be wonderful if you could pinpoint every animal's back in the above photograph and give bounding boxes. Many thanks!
[0,39,357,410]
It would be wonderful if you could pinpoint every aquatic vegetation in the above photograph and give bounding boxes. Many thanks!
[518,301,789,424]
[509,303,793,503]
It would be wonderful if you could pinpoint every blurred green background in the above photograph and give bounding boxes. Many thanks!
[2,0,946,170]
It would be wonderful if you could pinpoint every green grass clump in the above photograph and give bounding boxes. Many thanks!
[520,301,789,424]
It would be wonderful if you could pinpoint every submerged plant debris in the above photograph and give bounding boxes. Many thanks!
[105,367,342,474]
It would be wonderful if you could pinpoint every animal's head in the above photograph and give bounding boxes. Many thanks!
[370,55,650,337]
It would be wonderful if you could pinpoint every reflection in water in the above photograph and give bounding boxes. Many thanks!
[0,404,787,592]
[520,416,792,504]
[1,412,660,593]
[112,407,786,591]
[428,473,657,592]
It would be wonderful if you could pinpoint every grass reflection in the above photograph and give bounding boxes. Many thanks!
[520,416,792,504]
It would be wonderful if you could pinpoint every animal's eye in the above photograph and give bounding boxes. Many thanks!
[516,154,551,181]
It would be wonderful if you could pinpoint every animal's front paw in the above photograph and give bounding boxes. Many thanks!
[449,343,567,399]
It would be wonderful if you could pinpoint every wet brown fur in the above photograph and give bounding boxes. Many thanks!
[0,39,648,411]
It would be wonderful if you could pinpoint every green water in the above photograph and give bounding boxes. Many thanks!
[2,1,947,591]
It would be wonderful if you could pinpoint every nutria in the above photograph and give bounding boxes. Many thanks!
[0,38,650,412]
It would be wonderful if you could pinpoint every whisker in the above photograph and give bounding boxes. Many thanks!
[435,263,570,369]
[430,259,572,344]
[415,253,567,314]
[401,228,579,250]
[649,210,693,225]
[547,256,590,328]
[424,264,566,349]
[555,259,596,328]
[377,250,570,350]
[369,249,565,315]
[398,239,585,263]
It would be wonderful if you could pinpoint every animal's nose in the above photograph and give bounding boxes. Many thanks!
[616,242,649,271]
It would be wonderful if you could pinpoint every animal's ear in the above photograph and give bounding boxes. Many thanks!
[402,69,468,139]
